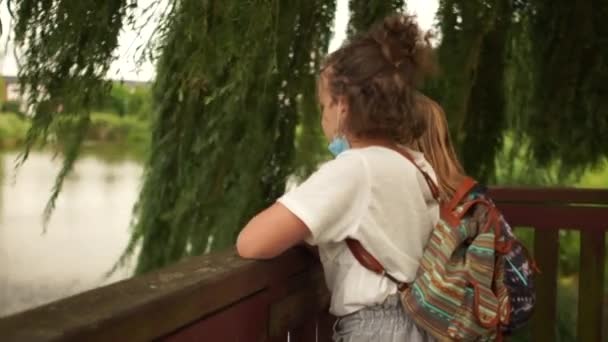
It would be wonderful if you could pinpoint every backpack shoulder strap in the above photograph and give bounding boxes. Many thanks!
[446,176,477,211]
[345,238,408,291]
[391,147,441,201]
[346,238,384,274]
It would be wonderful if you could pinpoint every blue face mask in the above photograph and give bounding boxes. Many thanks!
[328,135,350,156]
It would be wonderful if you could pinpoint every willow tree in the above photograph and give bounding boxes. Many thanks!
[9,0,336,273]
[122,0,337,273]
[498,0,608,183]
[426,0,512,180]
[9,0,608,274]
[524,0,608,169]
[431,0,608,182]
[347,0,405,35]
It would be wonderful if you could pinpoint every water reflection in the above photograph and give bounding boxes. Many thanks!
[0,150,142,317]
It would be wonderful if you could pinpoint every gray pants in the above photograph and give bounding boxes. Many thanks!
[332,295,436,342]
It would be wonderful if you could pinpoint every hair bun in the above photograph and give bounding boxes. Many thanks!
[369,14,437,83]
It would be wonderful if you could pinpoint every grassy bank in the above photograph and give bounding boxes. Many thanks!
[578,159,608,188]
[0,112,30,148]
[0,112,149,156]
[86,112,150,157]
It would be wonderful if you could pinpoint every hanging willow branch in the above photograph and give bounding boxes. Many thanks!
[525,0,608,168]
[11,0,133,227]
[116,0,337,274]
[292,1,335,179]
[432,0,510,180]
[347,0,405,36]
[458,0,512,181]
[434,0,608,181]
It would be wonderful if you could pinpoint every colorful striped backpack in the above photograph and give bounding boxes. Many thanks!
[346,150,536,341]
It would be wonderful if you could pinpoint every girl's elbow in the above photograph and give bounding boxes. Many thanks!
[236,234,256,259]
[237,244,275,259]
[236,232,276,259]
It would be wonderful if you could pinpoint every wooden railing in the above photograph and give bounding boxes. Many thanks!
[0,248,332,341]
[1,187,607,341]
[488,188,608,342]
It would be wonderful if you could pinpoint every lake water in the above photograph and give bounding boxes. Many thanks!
[0,150,142,317]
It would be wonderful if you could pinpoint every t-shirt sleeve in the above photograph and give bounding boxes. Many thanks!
[277,152,370,245]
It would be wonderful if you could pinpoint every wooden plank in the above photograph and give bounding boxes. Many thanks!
[577,230,605,342]
[496,204,608,232]
[161,290,270,342]
[268,268,330,339]
[289,310,335,342]
[316,310,336,342]
[289,318,318,342]
[531,228,559,342]
[489,187,608,205]
[0,248,318,342]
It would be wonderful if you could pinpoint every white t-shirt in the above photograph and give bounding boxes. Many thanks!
[278,146,439,316]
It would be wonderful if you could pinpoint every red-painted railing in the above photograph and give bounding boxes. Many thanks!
[0,187,606,342]
[489,187,608,342]
[0,248,332,342]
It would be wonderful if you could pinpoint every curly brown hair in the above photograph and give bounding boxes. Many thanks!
[321,14,436,145]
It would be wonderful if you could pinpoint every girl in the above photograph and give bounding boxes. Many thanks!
[237,14,437,342]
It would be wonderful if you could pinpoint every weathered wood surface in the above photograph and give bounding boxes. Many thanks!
[577,230,605,342]
[0,248,331,342]
[531,227,559,342]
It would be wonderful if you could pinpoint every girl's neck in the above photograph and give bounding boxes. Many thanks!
[348,136,399,149]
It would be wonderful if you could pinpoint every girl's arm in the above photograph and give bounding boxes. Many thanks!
[236,202,311,259]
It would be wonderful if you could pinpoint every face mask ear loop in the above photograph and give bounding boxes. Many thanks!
[335,113,342,140]
[335,104,346,140]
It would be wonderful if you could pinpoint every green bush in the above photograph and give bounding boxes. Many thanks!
[88,112,149,146]
[126,86,153,118]
[92,82,152,117]
[2,101,23,114]
[578,159,608,188]
[0,112,30,147]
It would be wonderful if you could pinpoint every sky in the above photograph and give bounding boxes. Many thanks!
[0,0,438,82]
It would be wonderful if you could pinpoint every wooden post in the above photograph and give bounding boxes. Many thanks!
[316,310,336,342]
[289,318,319,342]
[577,230,605,342]
[531,228,559,342]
